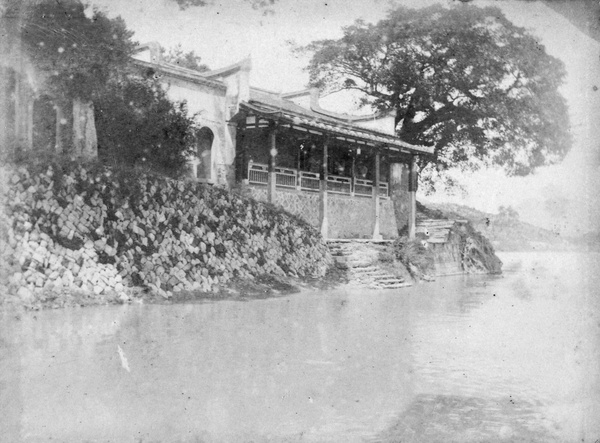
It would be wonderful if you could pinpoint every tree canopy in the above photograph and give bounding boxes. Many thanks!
[172,0,276,12]
[300,5,571,189]
[20,0,135,102]
[18,0,198,174]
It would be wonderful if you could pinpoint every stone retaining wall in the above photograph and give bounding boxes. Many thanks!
[245,184,398,239]
[0,163,332,308]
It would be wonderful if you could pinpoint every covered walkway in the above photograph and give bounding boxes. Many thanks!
[231,89,433,240]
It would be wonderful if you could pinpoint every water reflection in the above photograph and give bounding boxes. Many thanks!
[0,252,598,442]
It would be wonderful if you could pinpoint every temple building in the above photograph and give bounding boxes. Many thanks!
[0,39,432,240]
[133,44,432,240]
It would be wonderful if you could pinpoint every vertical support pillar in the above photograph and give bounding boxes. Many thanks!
[0,67,9,157]
[235,118,248,184]
[320,138,329,239]
[408,155,418,239]
[13,73,33,151]
[350,148,356,197]
[26,95,34,151]
[13,73,22,148]
[267,122,277,203]
[55,103,65,153]
[372,149,382,240]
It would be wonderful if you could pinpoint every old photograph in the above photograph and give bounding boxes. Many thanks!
[1,0,599,441]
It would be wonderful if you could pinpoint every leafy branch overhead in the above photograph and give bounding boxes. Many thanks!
[300,5,571,181]
[20,0,136,101]
[172,0,277,12]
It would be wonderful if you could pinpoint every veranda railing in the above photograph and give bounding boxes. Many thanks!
[247,163,388,197]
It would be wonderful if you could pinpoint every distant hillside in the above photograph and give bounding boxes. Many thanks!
[420,202,571,251]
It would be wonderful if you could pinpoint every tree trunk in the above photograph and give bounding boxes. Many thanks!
[72,98,98,159]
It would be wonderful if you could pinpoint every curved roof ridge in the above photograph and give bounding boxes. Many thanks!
[201,57,252,79]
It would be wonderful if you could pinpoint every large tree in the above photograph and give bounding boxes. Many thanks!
[14,0,198,175]
[20,0,135,157]
[301,5,571,189]
[172,0,276,12]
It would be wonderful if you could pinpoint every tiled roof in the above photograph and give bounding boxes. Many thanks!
[242,90,433,155]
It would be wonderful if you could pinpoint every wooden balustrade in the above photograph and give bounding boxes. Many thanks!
[247,163,388,197]
[299,171,320,191]
[275,167,297,188]
[248,162,268,185]
[326,175,352,195]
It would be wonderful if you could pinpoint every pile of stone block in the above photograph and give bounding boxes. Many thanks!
[0,163,332,306]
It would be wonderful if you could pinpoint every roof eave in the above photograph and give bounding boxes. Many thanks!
[237,102,433,156]
[131,59,227,92]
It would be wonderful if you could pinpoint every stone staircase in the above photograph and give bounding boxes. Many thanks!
[328,240,412,290]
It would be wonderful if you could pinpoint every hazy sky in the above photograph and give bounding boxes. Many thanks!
[90,0,600,234]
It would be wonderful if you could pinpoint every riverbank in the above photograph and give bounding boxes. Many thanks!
[0,159,334,310]
[1,159,505,311]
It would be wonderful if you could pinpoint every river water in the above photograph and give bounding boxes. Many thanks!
[1,252,599,442]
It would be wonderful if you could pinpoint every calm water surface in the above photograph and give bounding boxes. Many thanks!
[1,252,599,442]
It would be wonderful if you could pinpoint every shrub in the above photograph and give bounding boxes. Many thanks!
[95,78,197,177]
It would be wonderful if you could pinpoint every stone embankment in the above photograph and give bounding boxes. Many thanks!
[0,162,332,308]
[416,217,502,275]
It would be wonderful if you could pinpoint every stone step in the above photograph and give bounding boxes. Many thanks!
[351,268,386,276]
[327,240,413,290]
[348,262,377,269]
[377,277,405,283]
[374,281,413,289]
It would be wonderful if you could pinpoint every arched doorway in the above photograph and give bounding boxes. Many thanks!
[196,127,214,181]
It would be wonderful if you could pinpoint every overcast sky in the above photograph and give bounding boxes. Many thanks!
[89,0,600,235]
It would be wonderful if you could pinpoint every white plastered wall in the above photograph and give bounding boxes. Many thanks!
[160,77,232,185]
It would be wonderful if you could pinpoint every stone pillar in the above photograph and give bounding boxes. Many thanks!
[13,74,34,151]
[320,138,329,239]
[26,95,33,150]
[267,124,277,203]
[14,79,34,151]
[372,149,382,240]
[408,155,418,239]
[55,103,66,154]
[72,98,98,160]
[0,66,10,156]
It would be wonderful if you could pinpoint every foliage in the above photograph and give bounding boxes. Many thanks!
[172,0,276,13]
[20,0,136,102]
[160,44,209,72]
[94,77,198,177]
[300,4,571,189]
[18,0,198,176]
